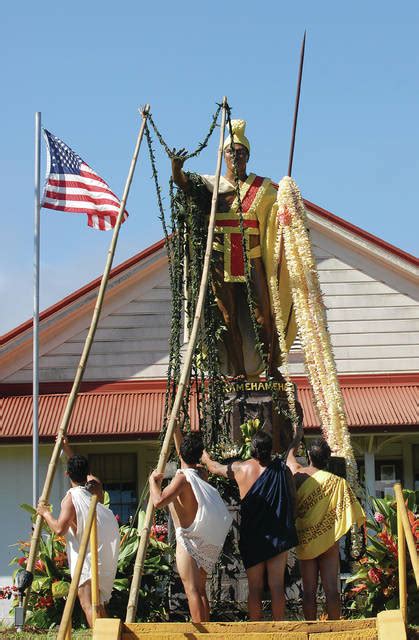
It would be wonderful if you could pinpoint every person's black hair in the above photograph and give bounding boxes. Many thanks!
[308,438,331,470]
[67,455,89,484]
[250,431,272,464]
[179,433,204,465]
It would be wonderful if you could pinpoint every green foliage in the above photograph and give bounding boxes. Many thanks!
[238,418,262,459]
[344,490,419,624]
[10,507,173,629]
[144,110,233,450]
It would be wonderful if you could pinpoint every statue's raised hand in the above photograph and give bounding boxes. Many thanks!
[171,148,189,191]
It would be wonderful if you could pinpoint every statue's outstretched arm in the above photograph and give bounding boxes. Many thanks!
[171,148,190,192]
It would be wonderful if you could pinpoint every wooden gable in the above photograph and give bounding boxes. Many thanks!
[1,204,418,384]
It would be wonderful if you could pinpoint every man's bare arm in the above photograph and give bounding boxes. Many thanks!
[286,425,305,475]
[201,450,239,480]
[59,435,74,459]
[36,493,75,536]
[285,466,297,520]
[173,421,183,456]
[149,470,186,509]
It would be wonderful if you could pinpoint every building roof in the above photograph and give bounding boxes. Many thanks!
[1,374,417,442]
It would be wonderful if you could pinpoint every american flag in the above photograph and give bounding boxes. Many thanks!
[42,129,128,231]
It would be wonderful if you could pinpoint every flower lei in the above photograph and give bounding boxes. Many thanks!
[273,176,358,490]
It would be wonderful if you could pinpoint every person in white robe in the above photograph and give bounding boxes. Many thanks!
[149,427,232,622]
[37,454,120,627]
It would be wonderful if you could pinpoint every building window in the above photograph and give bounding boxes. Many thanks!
[375,459,403,498]
[89,453,137,524]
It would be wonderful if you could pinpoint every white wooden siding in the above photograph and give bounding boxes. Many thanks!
[3,228,419,382]
[286,240,419,375]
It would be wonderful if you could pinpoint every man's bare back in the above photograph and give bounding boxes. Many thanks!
[166,473,198,529]
[228,457,269,498]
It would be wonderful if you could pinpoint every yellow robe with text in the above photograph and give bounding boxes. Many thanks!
[295,470,365,560]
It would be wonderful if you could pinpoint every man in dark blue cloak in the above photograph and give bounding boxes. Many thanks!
[202,432,298,620]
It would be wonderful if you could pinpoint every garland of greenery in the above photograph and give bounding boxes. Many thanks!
[144,108,231,448]
[147,105,222,161]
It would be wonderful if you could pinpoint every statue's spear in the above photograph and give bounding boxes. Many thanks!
[287,30,306,177]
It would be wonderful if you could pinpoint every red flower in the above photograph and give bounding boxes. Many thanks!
[368,567,383,584]
[35,559,46,572]
[17,557,26,567]
[36,595,54,609]
[150,524,168,542]
[378,531,398,557]
[349,583,368,594]
[53,552,67,568]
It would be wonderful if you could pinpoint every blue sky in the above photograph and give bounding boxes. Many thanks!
[1,1,418,334]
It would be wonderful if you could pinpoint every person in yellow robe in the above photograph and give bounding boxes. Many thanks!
[172,120,296,380]
[287,429,365,620]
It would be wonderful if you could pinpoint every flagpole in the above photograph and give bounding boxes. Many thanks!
[23,105,150,618]
[33,112,41,507]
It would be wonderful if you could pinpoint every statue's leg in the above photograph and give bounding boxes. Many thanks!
[211,264,247,378]
[249,257,280,377]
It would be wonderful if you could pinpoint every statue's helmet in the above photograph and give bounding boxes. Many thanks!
[224,119,250,155]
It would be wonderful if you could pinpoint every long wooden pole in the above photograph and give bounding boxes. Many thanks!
[287,31,306,177]
[396,485,407,624]
[57,496,98,640]
[125,97,228,623]
[90,512,100,626]
[24,105,150,616]
[394,483,419,587]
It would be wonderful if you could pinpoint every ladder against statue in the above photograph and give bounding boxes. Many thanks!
[92,610,406,640]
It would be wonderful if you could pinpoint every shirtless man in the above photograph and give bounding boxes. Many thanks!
[286,429,364,620]
[202,432,298,621]
[149,431,232,622]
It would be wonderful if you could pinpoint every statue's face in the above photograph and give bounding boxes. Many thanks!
[224,143,249,175]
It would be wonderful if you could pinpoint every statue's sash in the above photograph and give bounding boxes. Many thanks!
[214,174,270,282]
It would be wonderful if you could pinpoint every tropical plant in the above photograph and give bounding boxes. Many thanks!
[238,418,262,459]
[10,505,173,628]
[344,490,419,623]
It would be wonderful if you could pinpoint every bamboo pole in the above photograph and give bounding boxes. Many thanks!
[57,496,99,640]
[125,97,228,623]
[90,511,100,626]
[23,105,150,616]
[394,483,419,588]
[396,486,407,624]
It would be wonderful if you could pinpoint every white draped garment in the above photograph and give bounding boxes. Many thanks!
[65,486,120,603]
[175,469,232,574]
